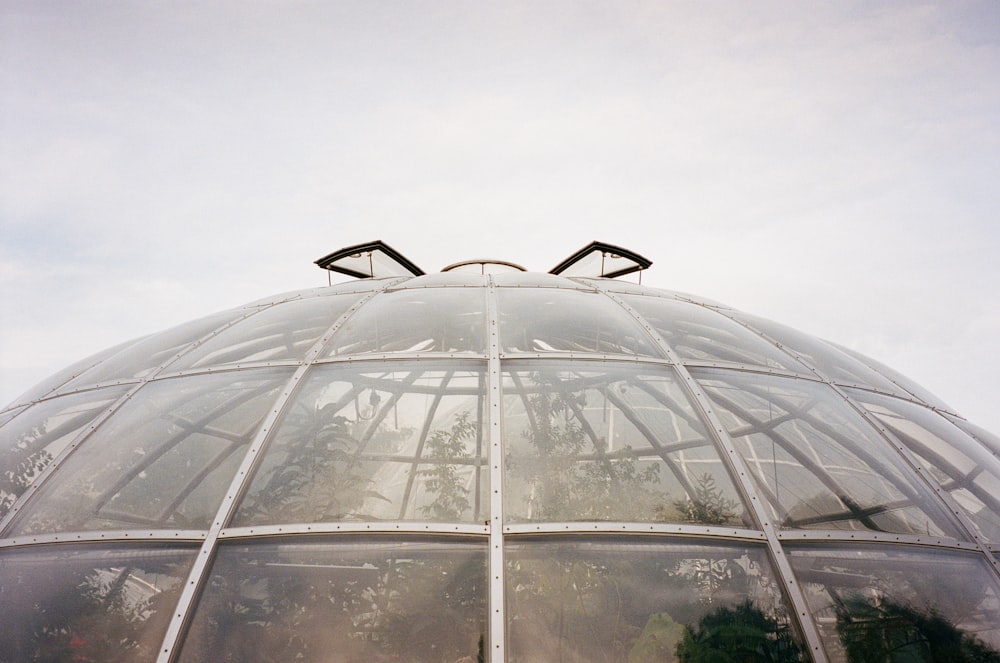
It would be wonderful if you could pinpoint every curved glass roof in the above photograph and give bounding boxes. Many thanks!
[2,252,998,663]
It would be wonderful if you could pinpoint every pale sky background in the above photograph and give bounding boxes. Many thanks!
[1,2,998,433]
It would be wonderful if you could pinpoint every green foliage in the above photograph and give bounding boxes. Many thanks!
[243,401,398,522]
[670,473,740,526]
[676,600,804,662]
[187,550,486,663]
[514,384,664,521]
[420,411,476,520]
[836,595,1000,663]
[0,422,53,518]
[629,612,688,662]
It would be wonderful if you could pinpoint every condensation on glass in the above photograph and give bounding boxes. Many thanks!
[1,263,999,663]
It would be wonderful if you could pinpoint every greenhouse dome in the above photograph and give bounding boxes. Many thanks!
[2,240,1000,663]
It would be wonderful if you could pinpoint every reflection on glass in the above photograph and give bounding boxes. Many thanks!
[0,386,130,521]
[170,294,364,370]
[0,543,195,662]
[233,363,487,525]
[850,389,1000,542]
[693,370,958,537]
[503,363,748,525]
[178,538,487,663]
[623,295,806,371]
[8,369,290,535]
[788,545,1000,662]
[60,309,248,391]
[325,288,487,356]
[506,538,803,662]
[498,289,663,357]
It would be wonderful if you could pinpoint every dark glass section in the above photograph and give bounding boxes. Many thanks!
[506,538,804,662]
[497,288,663,357]
[503,362,749,525]
[0,386,130,522]
[0,543,195,663]
[8,369,290,534]
[325,288,487,356]
[623,295,807,371]
[849,389,1000,542]
[788,544,1000,662]
[693,370,959,537]
[178,538,487,663]
[233,362,487,525]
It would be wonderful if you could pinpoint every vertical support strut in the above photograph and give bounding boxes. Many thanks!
[485,276,506,663]
[155,279,402,663]
[594,284,830,663]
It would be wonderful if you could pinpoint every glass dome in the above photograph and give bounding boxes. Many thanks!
[2,247,999,663]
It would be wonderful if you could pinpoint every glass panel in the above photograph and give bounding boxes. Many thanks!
[732,313,907,395]
[8,338,138,406]
[503,363,749,525]
[834,342,954,411]
[498,289,664,357]
[623,295,807,371]
[945,414,1000,456]
[59,309,249,391]
[0,405,27,429]
[692,370,959,537]
[233,362,487,525]
[178,538,487,663]
[492,272,593,288]
[571,278,735,308]
[788,545,1000,661]
[325,288,487,356]
[849,389,1000,542]
[0,543,195,662]
[170,293,364,371]
[0,386,130,522]
[388,272,487,288]
[8,369,290,535]
[507,538,804,662]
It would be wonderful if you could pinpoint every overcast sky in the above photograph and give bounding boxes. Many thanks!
[2,1,998,433]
